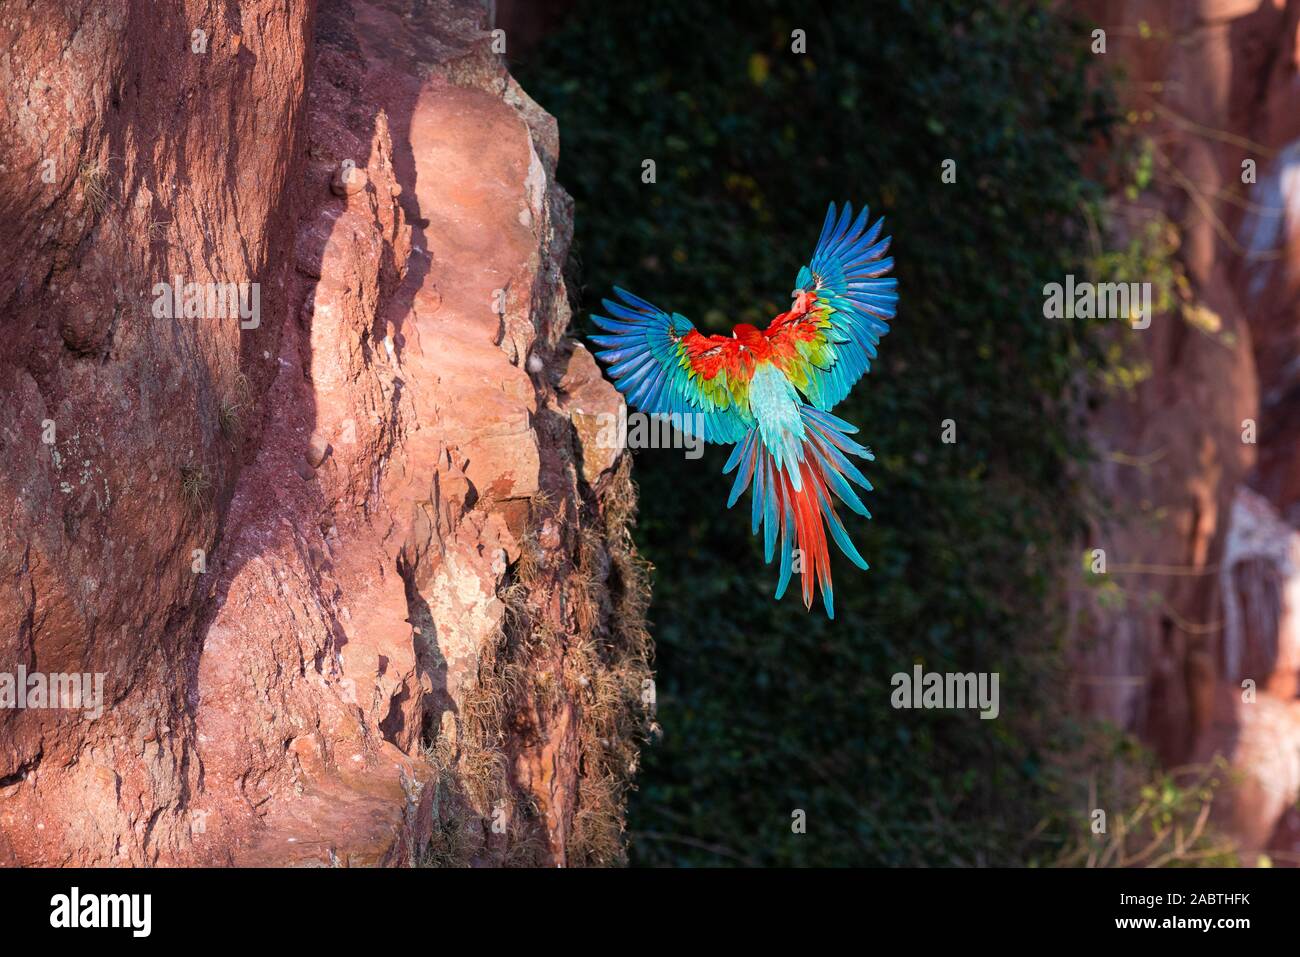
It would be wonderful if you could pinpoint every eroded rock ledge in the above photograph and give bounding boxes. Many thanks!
[0,0,651,866]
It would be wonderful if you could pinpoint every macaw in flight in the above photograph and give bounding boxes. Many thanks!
[590,201,896,619]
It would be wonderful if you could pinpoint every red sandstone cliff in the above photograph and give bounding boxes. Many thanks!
[1074,0,1300,860]
[0,0,649,866]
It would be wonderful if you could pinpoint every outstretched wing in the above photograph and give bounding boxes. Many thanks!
[767,201,897,410]
[590,287,752,444]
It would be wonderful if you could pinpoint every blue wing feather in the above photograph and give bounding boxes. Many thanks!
[590,288,750,445]
[790,201,898,411]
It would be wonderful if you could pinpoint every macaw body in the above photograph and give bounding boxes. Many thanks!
[591,202,896,618]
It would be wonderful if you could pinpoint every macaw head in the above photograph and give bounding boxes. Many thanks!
[790,288,816,314]
[792,266,816,311]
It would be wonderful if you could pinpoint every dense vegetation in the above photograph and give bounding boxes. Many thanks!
[517,0,1117,865]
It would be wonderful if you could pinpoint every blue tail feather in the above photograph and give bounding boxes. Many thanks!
[725,404,874,617]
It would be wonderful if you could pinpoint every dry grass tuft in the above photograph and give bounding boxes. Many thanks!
[179,463,211,511]
[218,370,252,443]
[78,159,111,214]
[566,456,655,867]
[420,816,474,868]
[417,458,655,867]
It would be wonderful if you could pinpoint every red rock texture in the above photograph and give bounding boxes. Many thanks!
[1074,0,1300,859]
[0,0,649,866]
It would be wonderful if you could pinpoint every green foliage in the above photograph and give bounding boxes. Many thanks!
[1043,728,1237,868]
[518,0,1116,865]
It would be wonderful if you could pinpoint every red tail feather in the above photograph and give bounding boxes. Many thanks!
[775,457,834,610]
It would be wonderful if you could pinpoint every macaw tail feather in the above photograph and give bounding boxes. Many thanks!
[723,406,874,619]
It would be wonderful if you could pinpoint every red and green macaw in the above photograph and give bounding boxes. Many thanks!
[591,201,896,618]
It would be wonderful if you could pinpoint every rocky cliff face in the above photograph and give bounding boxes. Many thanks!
[0,0,649,866]
[1074,0,1300,859]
